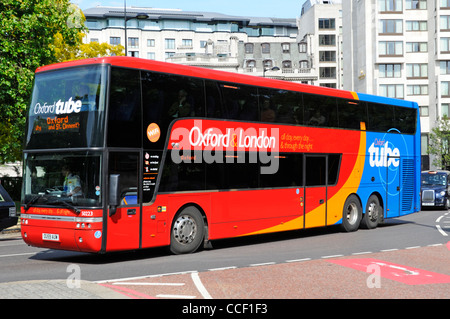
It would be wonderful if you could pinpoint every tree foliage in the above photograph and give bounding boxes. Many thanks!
[0,0,86,163]
[53,32,124,62]
[428,115,450,170]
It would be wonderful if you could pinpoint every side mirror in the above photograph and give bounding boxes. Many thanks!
[109,174,120,216]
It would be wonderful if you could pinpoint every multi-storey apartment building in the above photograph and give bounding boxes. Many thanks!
[342,0,450,169]
[297,0,343,89]
[83,6,316,82]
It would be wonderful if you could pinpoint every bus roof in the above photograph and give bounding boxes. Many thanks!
[36,56,416,108]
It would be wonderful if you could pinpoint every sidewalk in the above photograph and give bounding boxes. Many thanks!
[0,279,127,299]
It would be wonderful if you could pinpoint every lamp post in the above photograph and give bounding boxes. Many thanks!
[263,66,280,77]
[124,0,149,56]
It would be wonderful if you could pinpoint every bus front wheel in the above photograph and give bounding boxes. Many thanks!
[341,195,362,232]
[170,206,205,254]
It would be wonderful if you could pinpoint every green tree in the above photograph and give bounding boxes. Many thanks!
[428,115,450,170]
[0,0,86,163]
[53,32,124,62]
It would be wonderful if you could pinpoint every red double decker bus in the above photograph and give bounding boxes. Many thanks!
[21,57,420,254]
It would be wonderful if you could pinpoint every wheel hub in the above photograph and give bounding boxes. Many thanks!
[173,215,197,245]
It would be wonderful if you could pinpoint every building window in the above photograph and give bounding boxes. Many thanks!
[299,60,309,69]
[165,38,175,50]
[442,0,450,9]
[147,39,155,47]
[379,19,403,34]
[379,84,404,98]
[442,103,450,117]
[246,60,256,71]
[441,61,450,74]
[406,0,427,9]
[379,0,403,13]
[406,63,428,78]
[440,16,450,31]
[282,60,293,72]
[128,37,139,48]
[263,60,273,69]
[421,134,428,156]
[298,42,307,53]
[379,41,403,56]
[282,43,290,54]
[319,67,336,79]
[319,35,336,46]
[261,43,270,54]
[245,43,254,54]
[165,52,175,59]
[406,20,427,31]
[319,51,336,62]
[379,64,401,78]
[406,42,427,53]
[147,52,155,60]
[318,18,335,30]
[110,37,121,45]
[407,85,428,96]
[441,82,450,97]
[441,38,450,53]
[182,39,193,48]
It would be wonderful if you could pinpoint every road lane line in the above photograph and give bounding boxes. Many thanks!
[286,258,311,263]
[191,272,212,299]
[0,252,35,258]
[380,248,398,252]
[249,262,276,267]
[157,294,196,299]
[436,225,448,236]
[208,266,237,271]
[321,254,343,259]
[352,251,372,255]
[113,282,185,286]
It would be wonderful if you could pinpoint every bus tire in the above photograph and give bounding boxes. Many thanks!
[341,195,362,232]
[361,194,381,229]
[170,206,205,255]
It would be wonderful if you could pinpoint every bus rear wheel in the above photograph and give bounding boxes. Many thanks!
[341,195,362,232]
[361,195,381,229]
[170,206,205,254]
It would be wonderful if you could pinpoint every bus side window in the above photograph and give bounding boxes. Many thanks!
[337,99,367,130]
[219,83,258,121]
[108,68,142,147]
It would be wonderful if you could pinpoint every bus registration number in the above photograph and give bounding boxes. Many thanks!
[42,233,59,241]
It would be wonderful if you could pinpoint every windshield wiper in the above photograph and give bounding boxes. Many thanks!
[48,199,81,215]
[24,194,45,212]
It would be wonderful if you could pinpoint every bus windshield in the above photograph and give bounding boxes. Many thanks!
[25,65,107,149]
[22,152,102,209]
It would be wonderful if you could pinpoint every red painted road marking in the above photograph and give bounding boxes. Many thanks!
[99,283,156,299]
[329,258,450,285]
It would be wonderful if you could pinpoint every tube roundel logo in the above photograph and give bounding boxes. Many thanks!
[147,123,161,143]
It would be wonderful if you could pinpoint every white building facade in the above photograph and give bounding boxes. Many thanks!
[342,0,450,170]
[83,6,316,82]
[297,0,343,89]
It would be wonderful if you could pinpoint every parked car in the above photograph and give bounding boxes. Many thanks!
[421,170,450,209]
[0,184,18,231]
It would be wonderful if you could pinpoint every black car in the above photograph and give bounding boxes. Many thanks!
[0,184,18,231]
[421,170,450,209]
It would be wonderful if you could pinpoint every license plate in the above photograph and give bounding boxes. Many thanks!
[42,233,59,241]
[422,202,434,206]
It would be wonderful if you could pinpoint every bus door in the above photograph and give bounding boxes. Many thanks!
[386,154,401,218]
[107,152,141,251]
[304,155,327,228]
